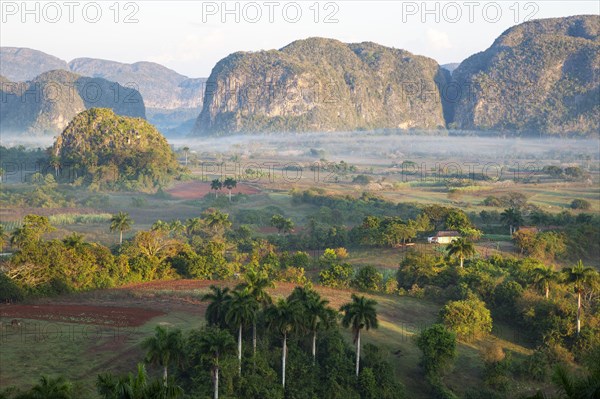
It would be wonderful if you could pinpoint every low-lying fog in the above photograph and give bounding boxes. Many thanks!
[2,131,599,165]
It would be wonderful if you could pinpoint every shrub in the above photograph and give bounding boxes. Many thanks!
[416,324,457,376]
[570,199,591,210]
[352,265,383,291]
[319,263,354,288]
[440,296,493,340]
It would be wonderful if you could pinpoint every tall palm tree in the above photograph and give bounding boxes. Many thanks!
[531,265,558,299]
[198,327,236,399]
[501,207,523,235]
[563,260,599,335]
[223,177,237,202]
[201,285,231,329]
[446,237,476,268]
[110,212,133,246]
[290,287,337,363]
[340,294,379,377]
[265,298,302,388]
[237,269,274,356]
[225,289,259,375]
[182,146,190,166]
[141,326,184,386]
[210,179,222,198]
[28,375,72,399]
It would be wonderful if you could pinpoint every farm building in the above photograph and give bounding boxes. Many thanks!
[428,231,461,244]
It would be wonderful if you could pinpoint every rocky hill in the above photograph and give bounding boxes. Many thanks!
[0,47,69,82]
[193,38,449,135]
[53,108,179,191]
[68,58,206,110]
[0,70,145,134]
[449,15,599,135]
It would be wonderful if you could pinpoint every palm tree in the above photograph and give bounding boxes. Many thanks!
[62,233,85,250]
[237,269,273,356]
[49,155,61,178]
[141,326,184,386]
[223,177,237,202]
[225,288,259,375]
[169,220,186,238]
[28,375,72,399]
[97,363,183,399]
[446,237,476,268]
[204,210,232,236]
[340,294,379,377]
[531,265,558,299]
[563,260,599,335]
[201,285,231,329]
[185,217,202,237]
[182,147,190,166]
[501,207,523,235]
[265,298,302,388]
[290,287,337,363]
[210,179,222,198]
[198,327,236,399]
[110,212,133,246]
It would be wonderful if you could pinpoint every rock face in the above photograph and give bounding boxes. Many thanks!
[0,70,145,134]
[0,47,69,82]
[450,15,600,135]
[193,38,449,135]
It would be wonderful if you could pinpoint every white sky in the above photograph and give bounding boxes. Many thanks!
[1,1,598,78]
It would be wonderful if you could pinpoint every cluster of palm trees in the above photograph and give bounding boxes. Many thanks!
[199,274,378,398]
[210,178,237,201]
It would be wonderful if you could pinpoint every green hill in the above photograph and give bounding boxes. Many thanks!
[53,108,178,191]
[450,15,600,136]
[0,70,145,135]
[193,37,449,135]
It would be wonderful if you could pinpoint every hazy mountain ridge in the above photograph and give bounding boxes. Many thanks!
[0,70,145,134]
[194,37,449,135]
[449,15,600,135]
[68,58,206,110]
[0,47,69,82]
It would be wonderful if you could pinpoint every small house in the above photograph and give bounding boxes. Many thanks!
[428,231,460,244]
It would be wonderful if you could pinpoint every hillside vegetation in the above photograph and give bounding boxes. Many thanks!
[52,108,179,191]
[450,15,600,135]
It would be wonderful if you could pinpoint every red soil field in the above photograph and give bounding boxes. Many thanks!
[0,304,164,327]
[167,181,260,200]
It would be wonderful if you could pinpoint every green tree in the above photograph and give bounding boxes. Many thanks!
[110,212,133,246]
[96,363,183,399]
[225,288,258,375]
[26,375,72,399]
[197,327,236,399]
[0,225,6,252]
[210,179,222,198]
[531,265,559,299]
[271,214,294,235]
[223,177,237,202]
[563,260,600,335]
[416,324,457,376]
[141,326,184,386]
[501,208,523,235]
[289,287,337,363]
[340,294,379,377]
[440,296,492,340]
[201,285,231,329]
[446,237,476,268]
[265,298,302,388]
[237,269,274,356]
